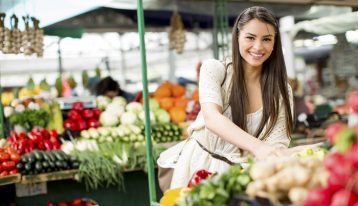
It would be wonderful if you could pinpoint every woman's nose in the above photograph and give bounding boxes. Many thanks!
[252,40,263,50]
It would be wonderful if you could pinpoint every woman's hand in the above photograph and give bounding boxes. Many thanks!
[253,144,277,160]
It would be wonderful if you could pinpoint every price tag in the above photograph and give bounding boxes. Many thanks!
[15,182,47,197]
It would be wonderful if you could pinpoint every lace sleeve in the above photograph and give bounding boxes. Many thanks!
[199,59,226,108]
[263,85,294,149]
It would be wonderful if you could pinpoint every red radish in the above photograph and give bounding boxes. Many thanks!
[304,187,332,206]
[325,122,346,143]
[330,189,358,206]
[329,160,353,189]
[346,143,358,168]
[347,90,358,113]
[49,129,58,138]
[324,152,345,171]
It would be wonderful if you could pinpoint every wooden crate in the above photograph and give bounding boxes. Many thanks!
[0,173,21,186]
[21,169,78,184]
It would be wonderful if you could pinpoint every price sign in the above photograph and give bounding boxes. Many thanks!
[15,182,47,197]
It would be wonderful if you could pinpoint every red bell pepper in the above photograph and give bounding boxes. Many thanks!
[92,108,101,119]
[187,169,213,188]
[68,110,82,120]
[72,101,84,111]
[87,118,99,128]
[83,109,94,119]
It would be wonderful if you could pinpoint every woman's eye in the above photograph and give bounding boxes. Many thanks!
[246,36,254,40]
[263,38,272,42]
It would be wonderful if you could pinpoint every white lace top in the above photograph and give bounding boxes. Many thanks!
[157,58,293,189]
[188,58,292,146]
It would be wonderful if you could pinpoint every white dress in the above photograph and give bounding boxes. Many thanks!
[157,58,293,189]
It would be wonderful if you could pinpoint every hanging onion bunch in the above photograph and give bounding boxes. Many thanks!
[0,13,12,54]
[10,14,22,54]
[0,13,5,52]
[21,16,43,57]
[21,15,33,55]
[31,17,43,57]
[168,12,186,54]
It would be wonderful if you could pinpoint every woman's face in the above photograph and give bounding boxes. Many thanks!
[238,18,275,69]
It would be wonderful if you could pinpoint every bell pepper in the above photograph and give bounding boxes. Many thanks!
[83,109,94,119]
[72,101,84,111]
[187,169,212,188]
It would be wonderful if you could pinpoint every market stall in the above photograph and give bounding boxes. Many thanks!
[0,0,358,206]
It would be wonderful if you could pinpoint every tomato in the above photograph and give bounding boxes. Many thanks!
[46,201,57,206]
[0,152,10,162]
[2,161,16,171]
[84,201,93,206]
[70,198,82,206]
[10,153,21,163]
[57,201,68,206]
[0,171,9,176]
[9,169,18,175]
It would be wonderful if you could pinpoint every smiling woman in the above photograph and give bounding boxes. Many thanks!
[157,6,294,190]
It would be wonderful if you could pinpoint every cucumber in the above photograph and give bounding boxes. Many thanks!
[71,162,79,169]
[53,151,64,161]
[32,150,44,161]
[48,161,55,169]
[16,163,24,170]
[35,162,43,172]
[24,163,32,172]
[42,152,51,162]
[55,161,63,168]
[42,161,49,169]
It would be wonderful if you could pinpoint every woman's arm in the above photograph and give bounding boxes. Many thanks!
[201,102,276,160]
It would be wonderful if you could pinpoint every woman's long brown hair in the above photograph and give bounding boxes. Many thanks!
[229,6,293,139]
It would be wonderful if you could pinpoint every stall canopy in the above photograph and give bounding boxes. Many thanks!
[292,11,358,37]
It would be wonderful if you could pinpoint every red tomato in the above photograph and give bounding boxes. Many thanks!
[70,198,82,206]
[10,153,21,162]
[0,152,10,162]
[57,201,68,206]
[9,169,18,175]
[46,201,57,206]
[2,161,16,171]
[0,171,9,176]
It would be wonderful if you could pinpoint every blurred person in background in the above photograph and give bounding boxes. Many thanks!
[95,76,134,102]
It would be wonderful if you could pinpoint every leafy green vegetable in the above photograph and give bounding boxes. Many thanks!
[177,165,252,206]
[9,109,50,130]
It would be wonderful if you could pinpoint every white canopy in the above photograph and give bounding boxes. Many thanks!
[292,11,358,37]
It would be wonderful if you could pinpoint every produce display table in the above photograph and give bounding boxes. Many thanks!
[14,170,163,206]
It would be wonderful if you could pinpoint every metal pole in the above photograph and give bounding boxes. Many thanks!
[0,72,5,138]
[136,0,158,205]
[57,38,63,76]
